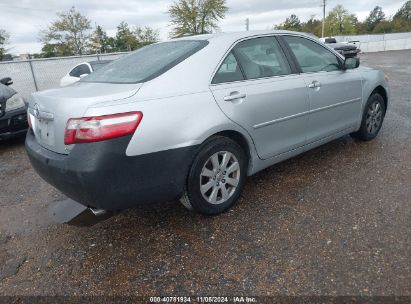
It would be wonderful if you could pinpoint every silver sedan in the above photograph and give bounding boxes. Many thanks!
[26,30,390,217]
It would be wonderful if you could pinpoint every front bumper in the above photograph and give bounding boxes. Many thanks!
[0,107,28,139]
[25,131,197,211]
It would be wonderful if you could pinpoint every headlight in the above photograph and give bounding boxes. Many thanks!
[5,95,25,112]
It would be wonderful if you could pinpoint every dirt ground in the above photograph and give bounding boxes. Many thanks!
[0,50,410,297]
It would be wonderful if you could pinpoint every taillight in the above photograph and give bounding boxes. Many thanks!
[27,112,33,129]
[64,112,143,145]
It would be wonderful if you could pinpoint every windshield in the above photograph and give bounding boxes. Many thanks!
[82,40,208,84]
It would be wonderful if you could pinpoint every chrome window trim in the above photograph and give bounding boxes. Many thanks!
[209,72,302,87]
[209,33,346,86]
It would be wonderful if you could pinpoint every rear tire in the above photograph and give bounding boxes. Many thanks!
[180,136,247,216]
[351,93,386,141]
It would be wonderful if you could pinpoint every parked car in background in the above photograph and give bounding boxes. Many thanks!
[0,77,28,140]
[320,37,360,58]
[26,31,389,220]
[60,60,112,87]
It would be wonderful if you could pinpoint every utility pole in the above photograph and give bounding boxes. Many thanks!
[321,0,326,37]
[245,18,250,31]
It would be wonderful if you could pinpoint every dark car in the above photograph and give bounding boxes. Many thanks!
[0,77,28,140]
[320,37,360,58]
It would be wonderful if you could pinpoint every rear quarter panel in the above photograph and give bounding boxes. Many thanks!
[84,91,257,164]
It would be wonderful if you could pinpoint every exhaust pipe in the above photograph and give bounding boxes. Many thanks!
[90,208,107,217]
[49,199,114,227]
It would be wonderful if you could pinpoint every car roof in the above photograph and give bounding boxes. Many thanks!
[173,30,316,43]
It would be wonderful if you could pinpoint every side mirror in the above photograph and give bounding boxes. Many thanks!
[79,74,89,78]
[343,57,360,70]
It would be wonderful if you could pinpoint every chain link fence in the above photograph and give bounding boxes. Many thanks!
[0,52,128,99]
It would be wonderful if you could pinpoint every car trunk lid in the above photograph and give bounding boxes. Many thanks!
[28,82,142,154]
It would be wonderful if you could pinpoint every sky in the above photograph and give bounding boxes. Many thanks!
[0,0,407,54]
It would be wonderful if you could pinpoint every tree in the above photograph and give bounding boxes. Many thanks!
[391,0,411,32]
[391,16,411,32]
[372,20,395,33]
[301,17,323,37]
[115,21,138,51]
[40,43,73,58]
[275,14,302,31]
[394,0,411,21]
[326,5,358,35]
[275,15,322,36]
[134,26,160,46]
[0,29,9,60]
[114,22,159,52]
[365,6,386,32]
[304,17,323,36]
[168,0,228,37]
[105,36,117,52]
[41,6,91,56]
[90,25,111,53]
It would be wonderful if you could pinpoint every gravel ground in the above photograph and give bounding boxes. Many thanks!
[0,50,410,297]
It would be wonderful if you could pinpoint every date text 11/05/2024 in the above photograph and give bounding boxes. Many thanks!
[149,296,257,303]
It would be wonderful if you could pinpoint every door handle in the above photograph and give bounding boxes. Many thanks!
[224,92,246,102]
[308,81,321,89]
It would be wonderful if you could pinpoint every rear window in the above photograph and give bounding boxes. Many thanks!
[90,61,111,71]
[82,40,208,84]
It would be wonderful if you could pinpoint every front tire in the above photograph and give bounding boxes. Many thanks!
[351,93,386,141]
[180,136,247,216]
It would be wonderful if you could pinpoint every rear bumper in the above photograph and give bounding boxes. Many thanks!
[25,131,197,211]
[335,48,360,58]
[0,107,28,139]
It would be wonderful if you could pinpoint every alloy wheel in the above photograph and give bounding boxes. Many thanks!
[200,151,241,205]
[366,100,383,135]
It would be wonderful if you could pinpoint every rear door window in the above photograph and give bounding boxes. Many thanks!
[212,52,244,84]
[233,37,291,80]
